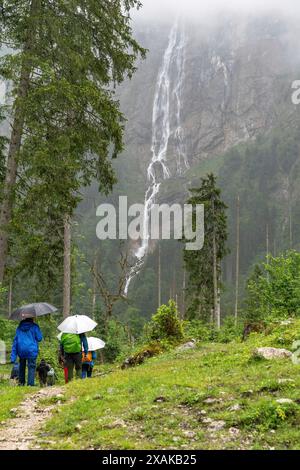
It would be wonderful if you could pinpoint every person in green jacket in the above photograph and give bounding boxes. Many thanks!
[60,333,88,382]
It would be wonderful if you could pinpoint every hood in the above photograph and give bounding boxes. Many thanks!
[18,320,35,332]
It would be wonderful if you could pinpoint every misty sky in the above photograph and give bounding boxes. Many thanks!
[135,0,300,21]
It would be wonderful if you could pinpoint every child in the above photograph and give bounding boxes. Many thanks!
[81,350,97,378]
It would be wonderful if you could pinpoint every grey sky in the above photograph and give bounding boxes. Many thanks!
[134,0,300,21]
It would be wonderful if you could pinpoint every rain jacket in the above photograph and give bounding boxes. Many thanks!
[10,319,43,362]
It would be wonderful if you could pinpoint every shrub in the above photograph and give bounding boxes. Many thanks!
[147,300,183,342]
[0,317,17,346]
[245,251,300,322]
[216,316,243,343]
[121,342,163,369]
[96,318,132,363]
[183,320,215,342]
[237,400,297,431]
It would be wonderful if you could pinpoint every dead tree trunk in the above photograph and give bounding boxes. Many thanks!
[212,198,220,329]
[158,243,161,308]
[8,277,13,317]
[266,223,270,282]
[234,195,240,325]
[91,257,97,320]
[63,214,71,319]
[182,267,186,319]
[289,204,293,249]
[0,0,41,282]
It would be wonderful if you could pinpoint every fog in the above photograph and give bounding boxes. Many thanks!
[134,0,300,21]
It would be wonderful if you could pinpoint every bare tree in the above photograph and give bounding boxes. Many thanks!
[63,214,71,319]
[266,223,270,282]
[212,197,221,329]
[234,195,240,325]
[91,256,97,320]
[89,246,136,323]
[8,277,13,317]
[158,243,161,308]
[182,267,186,320]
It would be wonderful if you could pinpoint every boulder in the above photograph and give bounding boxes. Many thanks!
[253,347,292,360]
[276,398,293,404]
[176,340,196,351]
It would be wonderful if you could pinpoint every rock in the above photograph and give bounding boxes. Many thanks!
[276,398,293,404]
[107,419,127,429]
[176,340,196,351]
[208,420,226,432]
[202,417,213,424]
[229,427,240,436]
[75,424,82,431]
[241,389,254,397]
[228,404,241,412]
[153,396,167,403]
[278,378,295,384]
[203,397,221,404]
[199,410,207,415]
[93,394,102,400]
[55,394,64,399]
[183,431,196,439]
[253,347,292,360]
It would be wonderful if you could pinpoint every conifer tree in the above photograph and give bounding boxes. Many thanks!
[0,0,145,281]
[184,174,228,326]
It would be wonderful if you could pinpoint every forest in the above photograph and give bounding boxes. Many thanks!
[1,0,300,454]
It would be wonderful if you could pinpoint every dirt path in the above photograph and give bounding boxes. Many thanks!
[0,386,64,450]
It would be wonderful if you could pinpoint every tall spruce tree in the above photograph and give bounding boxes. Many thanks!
[0,0,145,282]
[184,174,228,326]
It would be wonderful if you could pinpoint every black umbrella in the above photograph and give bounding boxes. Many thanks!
[9,302,58,321]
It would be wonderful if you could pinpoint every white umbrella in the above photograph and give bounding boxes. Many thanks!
[57,315,97,334]
[83,337,105,352]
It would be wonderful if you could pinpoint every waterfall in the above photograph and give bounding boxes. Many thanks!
[0,81,6,106]
[124,20,188,295]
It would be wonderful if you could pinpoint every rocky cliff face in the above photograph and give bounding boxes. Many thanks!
[116,13,300,200]
[103,12,300,300]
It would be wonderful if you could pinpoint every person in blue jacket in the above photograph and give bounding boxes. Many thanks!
[11,318,43,386]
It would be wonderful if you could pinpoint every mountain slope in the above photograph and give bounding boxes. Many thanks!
[27,320,300,450]
[75,13,300,316]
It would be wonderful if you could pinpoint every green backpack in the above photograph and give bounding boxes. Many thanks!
[61,333,81,354]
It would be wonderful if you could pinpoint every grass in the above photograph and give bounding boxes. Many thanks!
[34,325,300,450]
[0,364,37,422]
[1,320,300,449]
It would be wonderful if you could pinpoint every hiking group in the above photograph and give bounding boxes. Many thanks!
[8,306,102,387]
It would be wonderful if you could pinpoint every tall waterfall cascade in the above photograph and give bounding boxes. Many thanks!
[124,20,189,295]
